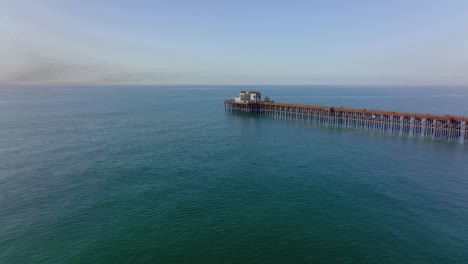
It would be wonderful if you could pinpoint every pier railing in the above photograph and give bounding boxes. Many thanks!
[224,100,468,142]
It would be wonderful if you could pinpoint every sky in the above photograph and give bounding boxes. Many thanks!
[1,0,468,85]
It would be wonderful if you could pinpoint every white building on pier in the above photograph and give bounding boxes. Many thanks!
[234,91,261,103]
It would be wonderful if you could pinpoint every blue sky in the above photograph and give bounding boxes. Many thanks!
[1,0,467,85]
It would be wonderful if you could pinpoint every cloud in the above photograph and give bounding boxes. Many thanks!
[2,49,467,86]
[92,71,179,84]
[0,52,174,84]
[1,52,100,83]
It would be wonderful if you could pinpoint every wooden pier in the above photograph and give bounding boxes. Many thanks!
[225,100,468,143]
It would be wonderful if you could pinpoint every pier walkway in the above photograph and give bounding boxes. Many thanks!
[225,100,468,142]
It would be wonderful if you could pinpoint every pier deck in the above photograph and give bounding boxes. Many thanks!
[225,100,468,142]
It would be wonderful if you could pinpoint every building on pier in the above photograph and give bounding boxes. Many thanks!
[235,91,261,103]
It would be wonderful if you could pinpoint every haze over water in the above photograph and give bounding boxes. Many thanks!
[1,85,467,263]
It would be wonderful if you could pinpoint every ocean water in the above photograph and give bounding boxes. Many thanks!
[1,85,468,263]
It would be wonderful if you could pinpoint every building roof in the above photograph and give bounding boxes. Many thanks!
[240,91,261,94]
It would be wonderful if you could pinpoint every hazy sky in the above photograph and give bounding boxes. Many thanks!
[1,0,468,85]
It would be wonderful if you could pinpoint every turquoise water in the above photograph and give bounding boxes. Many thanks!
[1,85,468,263]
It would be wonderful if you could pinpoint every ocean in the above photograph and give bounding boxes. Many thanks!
[1,85,467,263]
